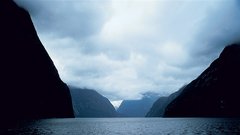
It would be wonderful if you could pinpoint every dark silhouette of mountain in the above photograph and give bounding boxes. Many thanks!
[70,87,117,117]
[117,92,158,117]
[164,44,240,117]
[0,0,74,125]
[146,86,185,117]
[145,97,168,117]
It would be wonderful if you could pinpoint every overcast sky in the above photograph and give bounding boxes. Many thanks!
[15,0,240,103]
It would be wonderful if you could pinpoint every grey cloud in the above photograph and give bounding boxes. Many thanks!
[13,0,240,100]
[15,0,111,39]
[187,0,240,64]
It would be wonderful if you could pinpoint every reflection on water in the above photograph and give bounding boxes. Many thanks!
[2,118,240,135]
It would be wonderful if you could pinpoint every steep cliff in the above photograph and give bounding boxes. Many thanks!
[164,44,240,117]
[0,0,74,123]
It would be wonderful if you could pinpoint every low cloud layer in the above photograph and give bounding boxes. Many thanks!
[15,0,240,100]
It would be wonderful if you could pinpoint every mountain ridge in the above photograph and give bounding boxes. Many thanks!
[164,44,240,117]
[117,92,159,117]
[70,87,117,117]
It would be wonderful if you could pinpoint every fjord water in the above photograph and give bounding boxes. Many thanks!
[5,118,240,135]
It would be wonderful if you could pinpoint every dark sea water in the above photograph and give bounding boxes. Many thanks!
[3,118,240,135]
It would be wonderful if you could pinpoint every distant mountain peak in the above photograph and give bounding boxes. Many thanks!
[117,93,159,117]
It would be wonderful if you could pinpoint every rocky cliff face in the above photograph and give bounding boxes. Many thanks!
[117,93,158,117]
[164,44,240,117]
[70,87,117,117]
[0,0,74,123]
